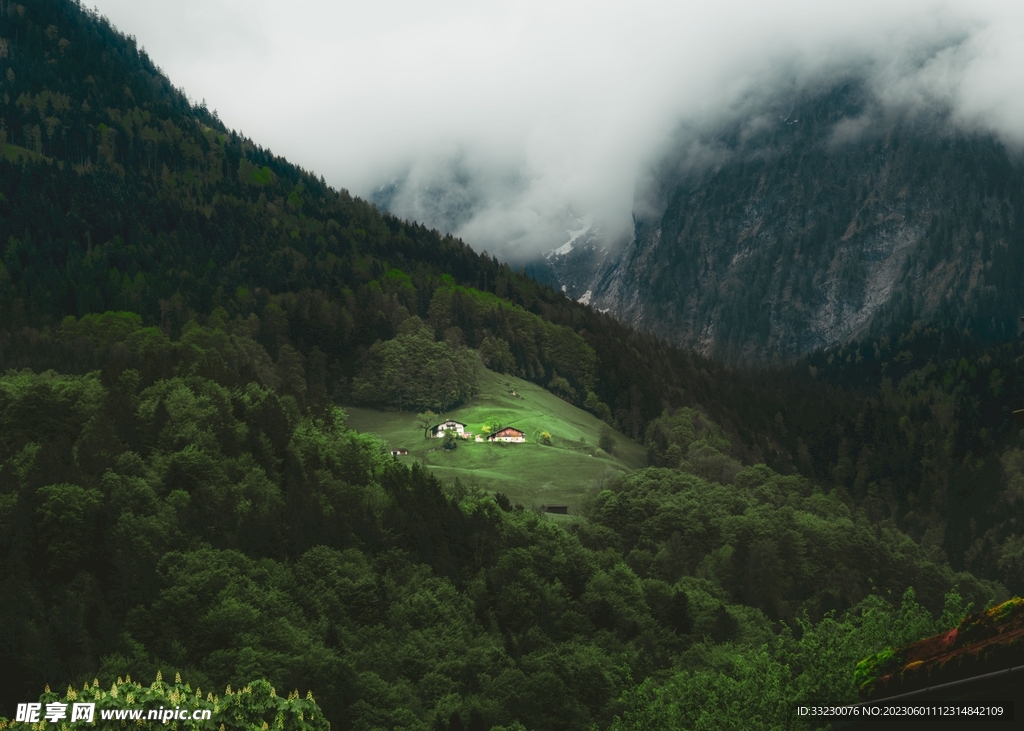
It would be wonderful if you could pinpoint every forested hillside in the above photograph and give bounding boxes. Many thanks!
[2,1,1024,729]
[0,327,996,729]
[0,0,714,442]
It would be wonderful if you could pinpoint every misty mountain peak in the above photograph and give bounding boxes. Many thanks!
[560,81,1023,363]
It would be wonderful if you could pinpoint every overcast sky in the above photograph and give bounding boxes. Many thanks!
[91,0,1024,260]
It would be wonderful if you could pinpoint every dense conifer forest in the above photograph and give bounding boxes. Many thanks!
[2,1,1024,729]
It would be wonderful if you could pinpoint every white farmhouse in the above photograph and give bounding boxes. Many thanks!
[430,420,466,438]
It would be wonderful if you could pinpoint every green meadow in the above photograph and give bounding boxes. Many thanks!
[344,368,646,512]
[3,143,49,164]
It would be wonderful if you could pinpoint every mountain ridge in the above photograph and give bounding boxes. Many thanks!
[547,81,1024,363]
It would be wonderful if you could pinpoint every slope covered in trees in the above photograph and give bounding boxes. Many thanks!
[2,1,1024,729]
[0,320,998,729]
[0,0,706,443]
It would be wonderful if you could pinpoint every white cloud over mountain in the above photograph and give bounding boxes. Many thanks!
[93,0,1024,259]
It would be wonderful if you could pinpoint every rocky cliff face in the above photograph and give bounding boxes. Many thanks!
[523,215,615,305]
[577,82,1024,362]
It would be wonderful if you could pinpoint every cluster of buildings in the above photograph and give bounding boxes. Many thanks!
[391,419,526,456]
[429,419,525,443]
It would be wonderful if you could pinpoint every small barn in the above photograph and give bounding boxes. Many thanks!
[430,420,466,438]
[488,427,525,443]
[390,449,409,456]
[541,504,569,515]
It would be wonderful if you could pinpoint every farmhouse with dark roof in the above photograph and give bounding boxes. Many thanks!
[488,427,525,443]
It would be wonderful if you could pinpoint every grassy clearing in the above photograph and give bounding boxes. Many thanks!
[3,143,49,164]
[344,368,645,512]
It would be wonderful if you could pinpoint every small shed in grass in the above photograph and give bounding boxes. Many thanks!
[390,449,409,456]
[541,504,569,515]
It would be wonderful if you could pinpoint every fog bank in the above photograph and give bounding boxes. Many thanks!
[91,0,1024,260]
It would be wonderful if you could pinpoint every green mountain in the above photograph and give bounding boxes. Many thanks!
[0,0,723,444]
[1,2,1022,730]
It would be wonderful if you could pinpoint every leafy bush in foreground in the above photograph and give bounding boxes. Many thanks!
[0,673,328,731]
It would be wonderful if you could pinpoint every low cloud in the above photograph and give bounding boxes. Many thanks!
[828,114,874,148]
[92,0,1024,260]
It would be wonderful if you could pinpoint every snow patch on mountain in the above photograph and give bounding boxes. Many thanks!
[545,215,593,259]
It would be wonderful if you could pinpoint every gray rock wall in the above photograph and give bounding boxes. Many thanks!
[578,82,1024,363]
